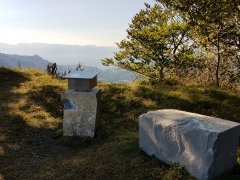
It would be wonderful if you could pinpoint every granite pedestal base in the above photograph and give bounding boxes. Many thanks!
[61,87,100,138]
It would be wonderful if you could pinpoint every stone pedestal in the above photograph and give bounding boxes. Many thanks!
[61,87,101,137]
[139,109,240,180]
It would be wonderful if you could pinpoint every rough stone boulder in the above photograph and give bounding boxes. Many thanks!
[139,109,240,180]
[61,87,101,137]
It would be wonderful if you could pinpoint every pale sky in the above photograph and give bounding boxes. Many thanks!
[0,0,153,47]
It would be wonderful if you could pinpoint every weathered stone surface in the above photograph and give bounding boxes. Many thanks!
[139,109,240,180]
[61,87,101,137]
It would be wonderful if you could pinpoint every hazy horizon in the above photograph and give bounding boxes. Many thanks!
[0,42,117,48]
[0,0,153,46]
[0,43,117,68]
[0,1,153,68]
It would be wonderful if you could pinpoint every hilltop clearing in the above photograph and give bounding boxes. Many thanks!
[0,67,239,179]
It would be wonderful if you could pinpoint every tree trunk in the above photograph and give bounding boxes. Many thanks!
[216,34,221,87]
[159,66,164,80]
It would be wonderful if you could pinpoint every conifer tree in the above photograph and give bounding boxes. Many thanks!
[102,3,198,82]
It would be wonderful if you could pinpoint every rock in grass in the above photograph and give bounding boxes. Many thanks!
[139,109,240,180]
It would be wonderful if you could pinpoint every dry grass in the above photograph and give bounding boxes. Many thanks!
[0,67,240,179]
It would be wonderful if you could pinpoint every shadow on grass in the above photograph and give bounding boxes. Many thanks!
[100,83,240,179]
[27,85,64,118]
[101,83,240,121]
[0,67,31,139]
[100,82,240,143]
[1,68,240,179]
[0,68,66,179]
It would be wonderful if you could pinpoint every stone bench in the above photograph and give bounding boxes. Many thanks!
[139,109,240,180]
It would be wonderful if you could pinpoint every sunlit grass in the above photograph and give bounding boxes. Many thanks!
[0,67,239,179]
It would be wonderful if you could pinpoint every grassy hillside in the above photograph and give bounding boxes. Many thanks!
[0,67,240,179]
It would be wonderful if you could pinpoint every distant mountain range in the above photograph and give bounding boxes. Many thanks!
[99,68,136,82]
[0,43,117,69]
[0,53,49,69]
[0,52,136,83]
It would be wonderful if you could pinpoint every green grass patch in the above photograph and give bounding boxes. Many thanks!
[0,67,239,179]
